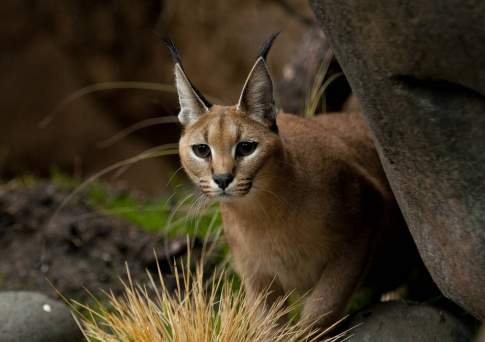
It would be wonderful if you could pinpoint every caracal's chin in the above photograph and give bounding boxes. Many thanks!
[212,190,251,202]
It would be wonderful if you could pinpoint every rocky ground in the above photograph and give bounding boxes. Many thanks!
[0,291,83,342]
[0,181,207,340]
[347,301,473,342]
[0,182,196,303]
[0,182,480,341]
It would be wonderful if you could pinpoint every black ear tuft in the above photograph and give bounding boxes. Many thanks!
[237,32,280,131]
[163,38,213,110]
[257,32,280,61]
[163,38,182,64]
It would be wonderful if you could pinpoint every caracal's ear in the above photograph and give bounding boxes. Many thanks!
[164,39,212,126]
[237,32,279,131]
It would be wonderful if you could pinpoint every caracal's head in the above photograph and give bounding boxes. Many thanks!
[166,34,281,200]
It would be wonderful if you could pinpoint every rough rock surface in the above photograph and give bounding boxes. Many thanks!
[347,301,473,342]
[309,0,485,319]
[0,291,83,342]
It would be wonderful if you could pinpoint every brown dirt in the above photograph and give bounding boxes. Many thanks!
[0,182,193,303]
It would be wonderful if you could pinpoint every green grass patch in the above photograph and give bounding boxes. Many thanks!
[50,167,222,239]
[88,184,221,238]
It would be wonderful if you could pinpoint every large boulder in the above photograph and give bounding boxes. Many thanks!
[0,291,83,342]
[309,0,485,319]
[347,301,472,342]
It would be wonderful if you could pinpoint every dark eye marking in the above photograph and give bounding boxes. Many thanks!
[192,144,211,158]
[236,141,258,157]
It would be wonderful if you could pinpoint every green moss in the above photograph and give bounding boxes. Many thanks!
[88,184,221,238]
[48,168,222,238]
[10,174,38,186]
[50,166,78,189]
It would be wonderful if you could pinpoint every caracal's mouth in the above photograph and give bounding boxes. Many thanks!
[199,178,253,200]
[203,188,252,201]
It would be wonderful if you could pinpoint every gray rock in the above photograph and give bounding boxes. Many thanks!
[309,0,485,319]
[0,291,83,342]
[347,301,472,342]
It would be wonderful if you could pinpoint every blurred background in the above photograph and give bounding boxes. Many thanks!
[0,0,355,314]
[0,0,352,194]
[1,2,483,340]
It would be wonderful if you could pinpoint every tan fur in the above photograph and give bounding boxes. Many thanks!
[179,106,401,328]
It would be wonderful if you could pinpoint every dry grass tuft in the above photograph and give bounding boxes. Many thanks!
[70,248,346,342]
[304,50,344,117]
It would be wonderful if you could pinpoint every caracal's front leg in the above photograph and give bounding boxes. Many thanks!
[244,272,286,308]
[301,238,370,331]
[242,271,288,324]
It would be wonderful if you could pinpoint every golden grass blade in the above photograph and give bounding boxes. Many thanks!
[97,116,179,148]
[39,81,176,127]
[306,71,345,117]
[304,49,333,117]
[304,48,346,118]
[70,241,349,342]
[47,143,178,225]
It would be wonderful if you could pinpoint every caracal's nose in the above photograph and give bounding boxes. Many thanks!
[212,173,234,190]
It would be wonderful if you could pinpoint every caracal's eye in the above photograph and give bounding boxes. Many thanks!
[192,144,211,158]
[236,141,258,157]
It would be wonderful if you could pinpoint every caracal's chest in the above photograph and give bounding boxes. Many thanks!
[222,207,329,293]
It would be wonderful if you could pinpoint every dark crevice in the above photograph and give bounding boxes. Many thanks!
[390,75,485,100]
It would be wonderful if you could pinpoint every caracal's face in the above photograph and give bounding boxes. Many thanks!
[179,105,279,200]
[170,34,280,199]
